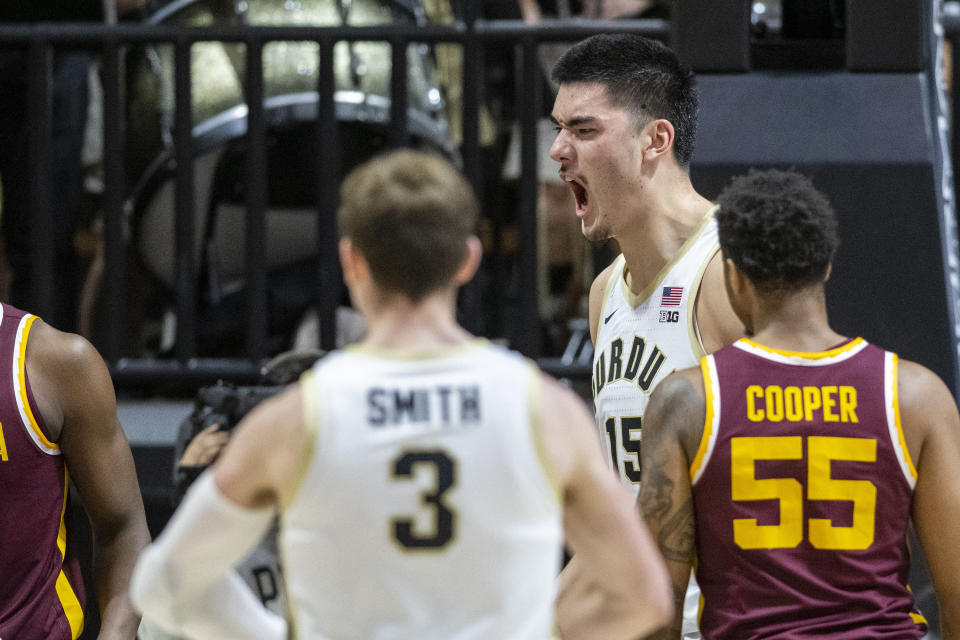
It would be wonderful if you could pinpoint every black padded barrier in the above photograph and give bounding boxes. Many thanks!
[671,0,751,72]
[847,0,925,71]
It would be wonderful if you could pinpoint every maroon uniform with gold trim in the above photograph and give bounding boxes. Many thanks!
[0,303,85,639]
[690,337,926,639]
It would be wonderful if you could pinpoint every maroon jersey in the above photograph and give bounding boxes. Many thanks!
[690,337,926,639]
[0,304,85,639]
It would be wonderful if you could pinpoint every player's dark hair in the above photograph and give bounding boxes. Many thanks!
[551,33,699,166]
[338,149,478,302]
[716,169,840,295]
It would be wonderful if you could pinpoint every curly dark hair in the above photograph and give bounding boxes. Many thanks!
[716,169,839,294]
[551,33,699,167]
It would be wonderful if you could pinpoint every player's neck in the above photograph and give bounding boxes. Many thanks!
[746,290,846,353]
[360,292,473,351]
[619,183,713,295]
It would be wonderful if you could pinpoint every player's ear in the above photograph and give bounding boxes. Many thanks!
[454,236,483,286]
[824,263,832,282]
[642,118,674,162]
[723,257,746,298]
[339,237,369,286]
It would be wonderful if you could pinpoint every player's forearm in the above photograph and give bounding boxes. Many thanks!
[557,525,673,638]
[93,512,151,639]
[557,585,672,640]
[132,553,285,640]
[130,473,280,637]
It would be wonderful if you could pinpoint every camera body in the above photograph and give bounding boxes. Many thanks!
[174,381,286,499]
[192,382,287,433]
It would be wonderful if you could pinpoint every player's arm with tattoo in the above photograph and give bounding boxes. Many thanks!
[637,368,706,639]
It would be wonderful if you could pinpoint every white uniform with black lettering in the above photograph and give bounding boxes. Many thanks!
[282,340,562,640]
[592,207,719,639]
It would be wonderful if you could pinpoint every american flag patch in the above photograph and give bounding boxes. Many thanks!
[660,286,683,306]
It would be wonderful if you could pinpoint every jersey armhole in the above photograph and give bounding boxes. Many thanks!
[15,314,59,454]
[593,255,625,341]
[690,355,719,485]
[885,352,919,488]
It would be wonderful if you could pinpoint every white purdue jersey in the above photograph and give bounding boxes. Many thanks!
[593,209,718,640]
[593,208,719,494]
[281,340,563,640]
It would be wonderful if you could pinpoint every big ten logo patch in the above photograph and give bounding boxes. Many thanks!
[659,310,679,323]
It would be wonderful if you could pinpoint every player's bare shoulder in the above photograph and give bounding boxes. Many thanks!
[23,320,114,441]
[695,252,744,353]
[896,358,960,463]
[589,258,620,345]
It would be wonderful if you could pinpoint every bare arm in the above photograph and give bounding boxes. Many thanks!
[636,369,706,640]
[588,260,617,347]
[541,374,673,639]
[213,383,309,508]
[695,252,744,354]
[29,323,150,640]
[899,360,960,638]
[130,386,305,639]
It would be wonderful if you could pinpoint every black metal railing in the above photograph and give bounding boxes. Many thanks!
[3,9,958,391]
[0,15,665,391]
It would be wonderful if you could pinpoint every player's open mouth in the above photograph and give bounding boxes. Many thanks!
[565,178,588,217]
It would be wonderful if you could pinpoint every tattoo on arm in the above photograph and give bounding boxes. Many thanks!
[639,464,695,562]
[658,498,695,563]
[638,462,674,523]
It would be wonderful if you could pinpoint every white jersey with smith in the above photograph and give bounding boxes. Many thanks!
[592,209,719,495]
[282,340,562,640]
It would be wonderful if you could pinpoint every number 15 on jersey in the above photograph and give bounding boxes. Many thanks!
[603,416,643,483]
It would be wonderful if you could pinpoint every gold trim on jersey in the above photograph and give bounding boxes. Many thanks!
[346,338,490,361]
[282,370,321,512]
[690,355,719,484]
[526,360,562,504]
[55,467,84,638]
[735,336,868,366]
[14,314,59,455]
[618,206,717,309]
[887,353,919,486]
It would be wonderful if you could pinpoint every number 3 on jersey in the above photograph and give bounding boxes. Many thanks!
[391,450,456,550]
[604,416,642,482]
